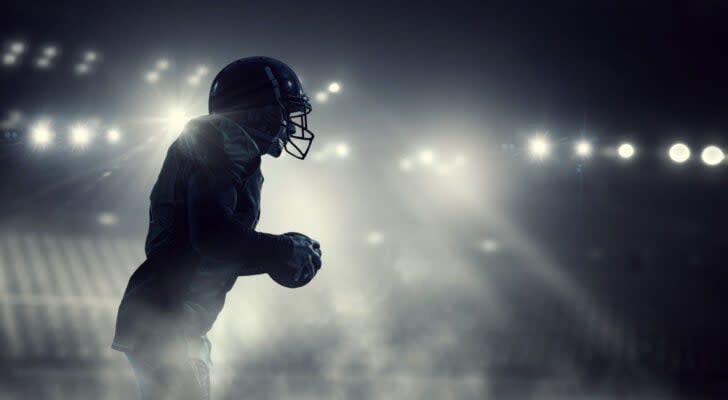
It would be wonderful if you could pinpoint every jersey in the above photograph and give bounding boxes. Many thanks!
[112,114,271,353]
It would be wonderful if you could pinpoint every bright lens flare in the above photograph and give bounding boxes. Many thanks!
[668,142,690,163]
[701,145,724,166]
[528,135,550,159]
[30,121,54,148]
[575,140,592,158]
[617,143,635,159]
[165,107,190,133]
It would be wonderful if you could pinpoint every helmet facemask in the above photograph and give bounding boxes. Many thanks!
[280,95,314,160]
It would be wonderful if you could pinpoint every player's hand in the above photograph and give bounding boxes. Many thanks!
[284,232,322,282]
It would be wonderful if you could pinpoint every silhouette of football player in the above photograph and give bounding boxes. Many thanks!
[111,57,322,400]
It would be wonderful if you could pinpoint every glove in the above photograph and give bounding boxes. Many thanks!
[283,232,322,282]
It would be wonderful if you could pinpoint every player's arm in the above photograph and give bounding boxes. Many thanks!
[186,170,293,272]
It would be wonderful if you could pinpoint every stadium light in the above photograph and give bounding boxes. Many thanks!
[315,91,328,103]
[196,65,209,76]
[617,142,635,159]
[30,121,54,148]
[399,158,413,171]
[3,53,17,66]
[528,134,550,160]
[328,82,341,93]
[9,41,25,54]
[84,50,98,62]
[366,231,384,246]
[668,142,690,163]
[156,59,170,70]
[43,46,58,57]
[97,212,118,226]
[335,143,350,158]
[187,74,201,86]
[70,123,92,149]
[575,139,592,158]
[145,70,160,83]
[74,63,90,75]
[107,128,121,143]
[701,145,724,166]
[35,58,51,69]
[479,239,499,253]
[418,149,436,165]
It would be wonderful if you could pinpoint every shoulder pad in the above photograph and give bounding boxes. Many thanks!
[177,114,261,177]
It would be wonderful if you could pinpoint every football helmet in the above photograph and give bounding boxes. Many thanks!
[208,56,315,159]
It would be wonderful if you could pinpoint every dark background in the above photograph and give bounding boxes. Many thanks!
[1,1,727,399]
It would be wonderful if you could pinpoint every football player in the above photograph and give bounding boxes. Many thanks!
[111,57,322,400]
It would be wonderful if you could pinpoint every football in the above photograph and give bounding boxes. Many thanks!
[268,232,321,288]
[268,261,315,288]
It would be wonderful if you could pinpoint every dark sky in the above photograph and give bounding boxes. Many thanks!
[3,1,728,134]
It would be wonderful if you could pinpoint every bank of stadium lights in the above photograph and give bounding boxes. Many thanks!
[145,58,175,84]
[701,145,724,166]
[311,141,352,161]
[30,120,54,149]
[73,49,100,76]
[186,64,210,87]
[2,41,25,67]
[617,142,635,159]
[35,45,59,70]
[314,81,343,103]
[528,134,551,160]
